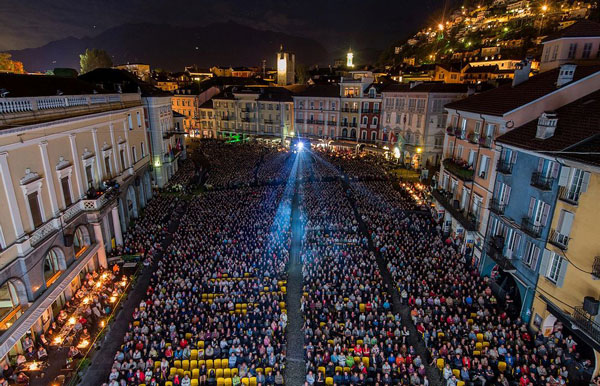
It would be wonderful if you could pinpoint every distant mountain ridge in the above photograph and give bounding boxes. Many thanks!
[8,21,329,72]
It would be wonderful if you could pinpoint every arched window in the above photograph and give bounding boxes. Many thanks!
[372,117,378,126]
[0,281,22,330]
[44,248,63,287]
[73,226,89,257]
[362,116,368,125]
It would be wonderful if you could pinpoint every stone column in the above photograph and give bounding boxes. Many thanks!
[111,206,123,246]
[93,222,108,268]
[39,141,59,215]
[0,152,25,238]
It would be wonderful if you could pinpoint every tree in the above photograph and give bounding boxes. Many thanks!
[0,53,26,74]
[79,48,113,74]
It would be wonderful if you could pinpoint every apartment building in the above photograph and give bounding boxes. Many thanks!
[198,100,216,139]
[540,20,600,72]
[171,84,220,135]
[0,74,152,360]
[434,63,600,267]
[293,85,341,140]
[80,69,186,188]
[382,83,469,168]
[491,91,600,374]
[213,86,294,141]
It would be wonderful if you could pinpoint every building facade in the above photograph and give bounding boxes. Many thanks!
[293,85,341,140]
[539,20,600,72]
[0,74,152,360]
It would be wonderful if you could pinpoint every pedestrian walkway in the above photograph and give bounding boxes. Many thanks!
[79,199,188,386]
[284,157,306,386]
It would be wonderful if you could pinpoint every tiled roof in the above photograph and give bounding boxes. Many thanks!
[382,82,468,93]
[294,84,340,98]
[464,65,499,74]
[496,89,600,166]
[445,65,600,116]
[0,73,105,97]
[543,20,600,43]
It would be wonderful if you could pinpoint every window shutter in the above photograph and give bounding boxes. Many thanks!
[581,171,591,193]
[531,246,540,270]
[558,166,570,186]
[510,151,517,164]
[513,233,521,256]
[556,258,568,288]
[540,249,551,277]
[504,186,511,204]
[560,211,574,237]
[541,203,550,227]
[551,162,559,178]
[528,197,535,218]
[537,158,544,172]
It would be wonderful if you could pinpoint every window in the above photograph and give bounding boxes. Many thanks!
[128,114,133,130]
[44,248,63,287]
[120,149,126,171]
[73,226,89,257]
[136,111,142,127]
[85,165,94,189]
[478,155,489,179]
[528,198,550,226]
[27,192,43,228]
[132,146,137,164]
[547,253,563,283]
[582,43,593,59]
[61,176,72,207]
[567,43,578,59]
[523,242,540,269]
[373,117,378,126]
[0,281,22,330]
[551,45,559,61]
[371,131,377,141]
[555,210,574,244]
[141,142,146,158]
[362,116,368,125]
[104,156,112,178]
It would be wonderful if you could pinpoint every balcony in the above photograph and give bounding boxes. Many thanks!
[327,121,337,126]
[531,172,554,191]
[485,237,515,271]
[295,119,304,123]
[431,189,479,231]
[442,158,474,182]
[549,229,569,250]
[521,217,542,238]
[558,186,580,205]
[341,108,359,113]
[446,127,458,136]
[307,119,325,125]
[573,306,600,345]
[264,119,276,125]
[496,160,513,175]
[468,132,480,144]
[479,136,493,148]
[241,117,255,123]
[489,198,506,215]
[240,107,253,112]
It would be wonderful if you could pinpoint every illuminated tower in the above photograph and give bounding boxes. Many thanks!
[347,48,354,68]
[277,45,295,85]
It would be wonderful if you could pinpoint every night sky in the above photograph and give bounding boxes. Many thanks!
[0,0,447,54]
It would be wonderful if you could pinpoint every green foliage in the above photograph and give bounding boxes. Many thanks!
[79,48,113,74]
[0,53,25,73]
[53,68,79,78]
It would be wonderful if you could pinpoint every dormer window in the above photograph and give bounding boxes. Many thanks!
[536,112,558,140]
[369,88,375,98]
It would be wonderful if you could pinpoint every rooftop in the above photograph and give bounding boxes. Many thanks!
[294,84,340,98]
[0,73,105,98]
[79,68,171,97]
[445,65,600,116]
[382,82,469,93]
[497,89,600,166]
[542,20,600,43]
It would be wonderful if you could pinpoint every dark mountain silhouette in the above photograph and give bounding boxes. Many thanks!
[8,21,329,72]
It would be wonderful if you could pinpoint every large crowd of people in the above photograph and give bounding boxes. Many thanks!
[99,140,597,386]
[351,180,595,385]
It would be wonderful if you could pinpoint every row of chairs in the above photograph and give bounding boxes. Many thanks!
[436,358,509,382]
[316,358,370,375]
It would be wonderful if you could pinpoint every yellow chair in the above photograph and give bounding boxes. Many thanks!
[359,303,365,312]
[458,382,465,386]
[224,379,232,386]
[318,366,326,375]
[326,377,334,385]
[231,368,239,376]
[453,369,461,379]
[214,359,222,369]
[256,368,263,374]
[438,332,445,339]
[498,361,507,372]
[265,367,273,375]
[174,360,182,369]
[473,350,481,356]
[206,359,214,369]
[183,360,190,371]
[222,359,229,369]
[224,368,231,378]
[198,341,205,349]
[186,332,193,340]
[216,368,224,378]
[191,380,199,386]
[154,361,161,370]
[483,341,490,348]
[198,360,205,368]
[177,369,185,378]
[362,357,369,367]
[343,367,350,373]
[477,333,484,342]
[436,358,445,371]
[169,368,177,378]
[241,378,249,386]
[475,342,483,350]
[166,382,173,386]
[357,339,363,345]
[133,321,140,327]
[217,378,225,386]
[191,360,198,370]
[192,369,200,379]
[250,377,257,386]
[191,350,198,360]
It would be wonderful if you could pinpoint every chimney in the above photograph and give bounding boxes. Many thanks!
[535,112,558,139]
[557,64,577,87]
[512,58,531,87]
